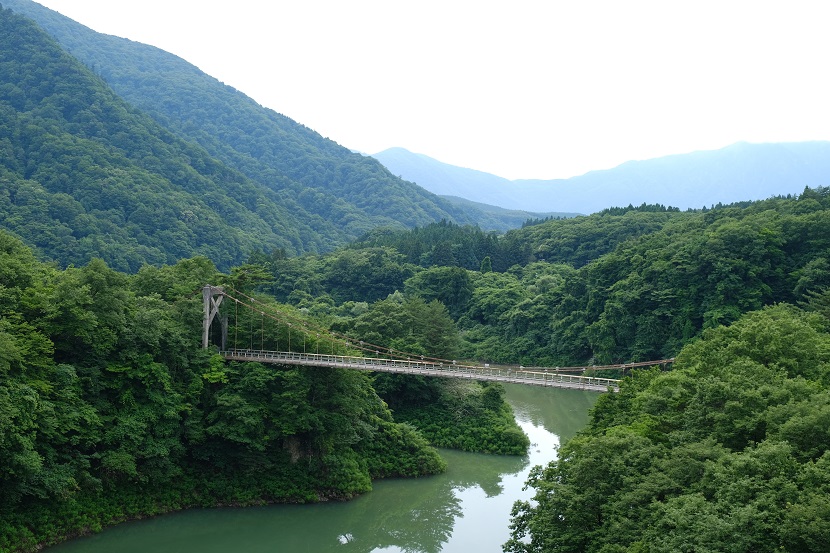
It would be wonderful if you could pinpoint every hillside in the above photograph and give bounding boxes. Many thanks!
[0,6,314,271]
[373,142,830,213]
[3,0,526,246]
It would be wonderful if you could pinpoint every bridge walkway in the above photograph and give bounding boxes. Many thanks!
[221,349,621,392]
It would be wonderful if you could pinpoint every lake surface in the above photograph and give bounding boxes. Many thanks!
[46,384,598,553]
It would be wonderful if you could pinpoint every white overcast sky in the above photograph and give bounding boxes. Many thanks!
[32,0,830,180]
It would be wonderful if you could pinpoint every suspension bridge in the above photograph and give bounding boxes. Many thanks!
[202,285,674,393]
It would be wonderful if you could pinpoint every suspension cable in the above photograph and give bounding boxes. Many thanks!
[218,286,674,372]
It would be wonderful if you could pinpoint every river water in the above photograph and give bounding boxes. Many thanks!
[46,384,598,553]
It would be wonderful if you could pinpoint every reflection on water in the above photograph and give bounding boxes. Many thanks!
[506,383,599,442]
[46,385,597,553]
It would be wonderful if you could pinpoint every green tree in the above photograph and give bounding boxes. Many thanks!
[404,266,472,320]
[507,304,830,552]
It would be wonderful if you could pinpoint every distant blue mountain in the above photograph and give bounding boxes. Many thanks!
[373,142,830,213]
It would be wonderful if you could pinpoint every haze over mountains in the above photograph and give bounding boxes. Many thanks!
[373,141,830,214]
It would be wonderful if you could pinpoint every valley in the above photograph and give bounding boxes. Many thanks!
[2,2,830,552]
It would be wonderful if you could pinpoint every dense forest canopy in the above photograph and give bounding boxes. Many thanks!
[0,229,458,551]
[0,6,311,271]
[250,190,830,367]
[506,299,830,552]
[4,177,829,551]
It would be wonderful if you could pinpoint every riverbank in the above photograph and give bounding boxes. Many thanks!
[41,386,598,553]
[3,376,528,553]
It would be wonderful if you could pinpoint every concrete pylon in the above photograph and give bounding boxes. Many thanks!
[202,285,225,349]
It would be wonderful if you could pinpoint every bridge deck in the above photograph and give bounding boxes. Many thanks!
[221,349,620,392]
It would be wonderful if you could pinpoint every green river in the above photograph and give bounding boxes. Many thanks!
[46,384,597,553]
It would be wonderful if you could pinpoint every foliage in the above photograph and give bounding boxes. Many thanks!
[5,8,830,549]
[502,207,683,268]
[0,230,445,552]
[354,220,507,270]
[404,266,473,320]
[506,304,830,552]
[335,293,460,360]
[247,189,830,373]
[0,7,329,271]
[328,292,527,454]
[388,380,531,455]
[455,189,830,367]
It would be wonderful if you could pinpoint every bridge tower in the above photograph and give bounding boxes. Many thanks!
[202,285,227,349]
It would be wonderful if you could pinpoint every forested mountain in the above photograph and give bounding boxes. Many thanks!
[373,142,830,214]
[256,190,830,367]
[0,7,309,271]
[1,0,522,258]
[373,147,531,210]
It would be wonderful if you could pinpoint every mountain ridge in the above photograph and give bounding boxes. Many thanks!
[0,0,553,271]
[3,1,549,246]
[373,141,830,213]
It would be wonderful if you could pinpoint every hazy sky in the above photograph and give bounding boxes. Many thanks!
[33,0,830,180]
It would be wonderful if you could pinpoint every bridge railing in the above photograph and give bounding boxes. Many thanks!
[220,349,620,391]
